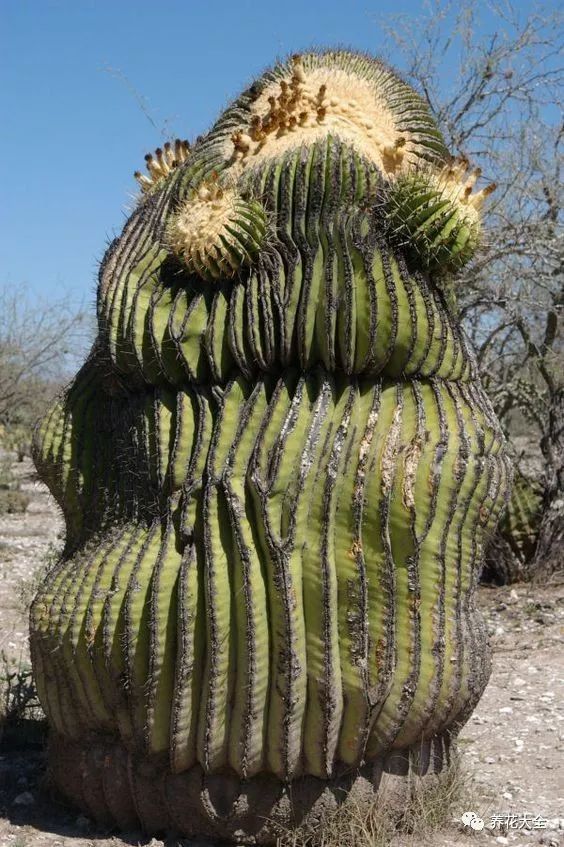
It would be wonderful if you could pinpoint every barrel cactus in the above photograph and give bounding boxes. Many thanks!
[483,469,543,583]
[499,470,542,561]
[31,50,511,843]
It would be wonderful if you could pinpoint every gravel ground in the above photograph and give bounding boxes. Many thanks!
[0,457,562,847]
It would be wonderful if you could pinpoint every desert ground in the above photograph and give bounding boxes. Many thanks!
[1,455,563,847]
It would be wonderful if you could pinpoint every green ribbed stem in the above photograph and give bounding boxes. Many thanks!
[99,139,474,386]
[386,170,481,273]
[32,370,509,778]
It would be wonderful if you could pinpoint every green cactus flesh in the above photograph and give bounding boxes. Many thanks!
[30,49,511,843]
[498,470,543,563]
[385,164,487,274]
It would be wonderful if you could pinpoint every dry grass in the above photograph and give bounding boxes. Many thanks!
[0,489,30,514]
[0,651,44,728]
[276,754,471,847]
[0,649,46,750]
[400,755,472,834]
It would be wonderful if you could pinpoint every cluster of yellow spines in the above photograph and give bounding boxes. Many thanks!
[167,175,266,280]
[431,156,497,215]
[134,138,190,192]
[230,55,410,176]
[231,56,331,154]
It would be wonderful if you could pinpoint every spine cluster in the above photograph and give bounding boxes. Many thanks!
[135,139,191,193]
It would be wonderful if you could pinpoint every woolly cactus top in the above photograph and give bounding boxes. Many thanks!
[137,51,449,191]
[134,50,494,275]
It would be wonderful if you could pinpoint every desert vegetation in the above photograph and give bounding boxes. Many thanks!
[0,285,87,515]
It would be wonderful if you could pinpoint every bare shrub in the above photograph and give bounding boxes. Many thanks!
[0,284,89,434]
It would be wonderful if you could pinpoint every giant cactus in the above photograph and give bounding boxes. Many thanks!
[30,50,511,843]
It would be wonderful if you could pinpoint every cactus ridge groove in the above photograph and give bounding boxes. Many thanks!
[32,373,509,766]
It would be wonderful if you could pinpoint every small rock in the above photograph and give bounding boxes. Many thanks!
[495,838,509,845]
[13,791,34,806]
[484,756,496,764]
[499,706,513,714]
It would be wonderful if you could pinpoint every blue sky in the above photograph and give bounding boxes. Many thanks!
[1,0,549,310]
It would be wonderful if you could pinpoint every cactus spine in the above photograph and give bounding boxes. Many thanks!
[30,49,510,844]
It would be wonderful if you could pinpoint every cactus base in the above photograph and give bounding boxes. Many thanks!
[49,733,453,843]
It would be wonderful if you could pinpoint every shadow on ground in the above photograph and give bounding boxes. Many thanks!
[0,734,216,847]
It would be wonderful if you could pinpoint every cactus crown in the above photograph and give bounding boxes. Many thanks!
[227,54,416,175]
[134,49,449,199]
[133,50,494,285]
[203,51,450,178]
